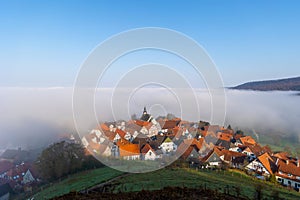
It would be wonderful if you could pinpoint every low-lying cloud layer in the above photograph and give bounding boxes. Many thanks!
[0,87,299,149]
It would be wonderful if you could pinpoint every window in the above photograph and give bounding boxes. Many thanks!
[288,181,291,185]
[149,152,152,156]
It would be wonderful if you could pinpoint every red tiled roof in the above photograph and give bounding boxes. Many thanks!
[221,149,246,162]
[244,143,266,157]
[202,146,223,162]
[115,129,126,138]
[257,153,276,175]
[0,161,13,174]
[159,119,180,129]
[273,152,290,160]
[99,123,109,131]
[183,138,204,151]
[135,120,150,127]
[276,158,300,177]
[275,172,300,183]
[240,136,256,145]
[217,132,232,142]
[119,144,140,157]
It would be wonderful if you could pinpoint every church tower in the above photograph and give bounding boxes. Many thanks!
[140,106,153,122]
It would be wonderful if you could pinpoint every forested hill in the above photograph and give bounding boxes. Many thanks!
[231,77,300,91]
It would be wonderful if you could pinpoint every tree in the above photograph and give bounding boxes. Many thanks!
[36,141,85,181]
[166,113,176,120]
[236,130,244,135]
[269,174,277,184]
[131,114,137,120]
[284,146,292,155]
[254,184,263,200]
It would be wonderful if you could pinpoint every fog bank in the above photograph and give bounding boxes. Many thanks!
[0,87,299,149]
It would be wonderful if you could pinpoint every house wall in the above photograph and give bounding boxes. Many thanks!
[246,160,270,176]
[124,155,140,160]
[102,147,112,157]
[161,142,177,154]
[276,175,300,189]
[22,170,35,184]
[148,126,158,136]
[81,137,89,148]
[140,127,148,135]
[144,150,156,160]
[207,153,222,166]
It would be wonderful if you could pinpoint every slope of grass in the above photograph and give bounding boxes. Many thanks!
[110,168,300,200]
[33,167,123,200]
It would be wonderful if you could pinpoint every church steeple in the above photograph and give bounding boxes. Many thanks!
[140,106,152,122]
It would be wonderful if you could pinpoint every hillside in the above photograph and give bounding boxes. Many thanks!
[231,76,300,91]
[33,167,300,200]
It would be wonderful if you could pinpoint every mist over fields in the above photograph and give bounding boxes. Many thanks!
[0,87,299,149]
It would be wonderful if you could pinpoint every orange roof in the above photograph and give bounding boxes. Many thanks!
[257,153,276,175]
[244,143,265,157]
[99,123,109,131]
[217,132,232,142]
[116,138,130,146]
[119,144,140,157]
[135,120,150,127]
[183,138,204,151]
[202,146,223,162]
[105,131,117,141]
[200,130,208,137]
[221,149,246,162]
[276,158,300,177]
[273,152,290,160]
[159,119,180,129]
[240,136,256,145]
[144,122,154,130]
[115,129,126,138]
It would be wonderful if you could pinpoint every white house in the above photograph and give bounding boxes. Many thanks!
[22,169,35,184]
[160,137,177,154]
[245,153,275,177]
[141,144,157,160]
[275,158,300,190]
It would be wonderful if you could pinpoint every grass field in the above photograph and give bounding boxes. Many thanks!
[32,166,300,200]
[33,167,123,199]
[110,168,300,200]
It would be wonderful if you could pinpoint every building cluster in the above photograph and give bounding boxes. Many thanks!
[82,107,300,191]
[0,148,39,199]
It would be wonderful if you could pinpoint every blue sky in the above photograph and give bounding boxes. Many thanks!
[0,0,300,87]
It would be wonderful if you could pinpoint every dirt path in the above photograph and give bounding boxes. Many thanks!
[80,173,131,194]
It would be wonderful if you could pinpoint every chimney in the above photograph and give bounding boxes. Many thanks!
[297,160,300,168]
[286,159,289,165]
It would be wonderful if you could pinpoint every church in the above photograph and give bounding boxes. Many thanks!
[140,107,153,122]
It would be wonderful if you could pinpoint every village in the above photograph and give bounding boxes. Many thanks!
[1,107,300,199]
[82,107,300,192]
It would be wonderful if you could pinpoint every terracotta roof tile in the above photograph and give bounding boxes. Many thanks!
[257,153,276,175]
[240,136,256,145]
[276,158,300,176]
[119,144,140,157]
